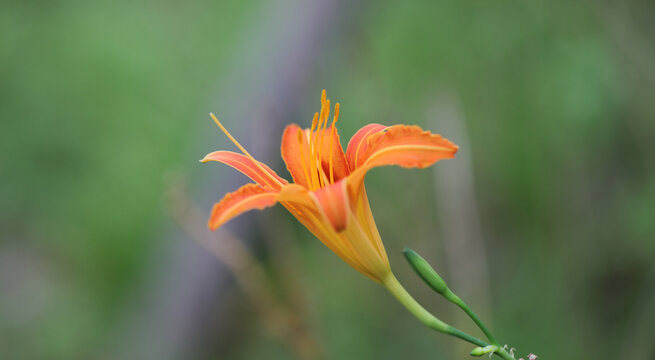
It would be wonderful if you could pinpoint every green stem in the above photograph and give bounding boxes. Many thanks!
[382,273,514,360]
[443,290,498,345]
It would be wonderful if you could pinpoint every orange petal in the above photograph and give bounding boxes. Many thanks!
[278,183,316,208]
[201,151,288,190]
[278,184,325,236]
[311,179,350,232]
[278,184,385,281]
[347,125,458,196]
[281,124,312,188]
[278,184,362,269]
[358,124,458,169]
[345,123,388,172]
[315,125,349,182]
[208,184,278,230]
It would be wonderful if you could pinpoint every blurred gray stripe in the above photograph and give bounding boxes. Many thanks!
[107,1,344,359]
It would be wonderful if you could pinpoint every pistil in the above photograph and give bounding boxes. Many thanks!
[209,113,285,189]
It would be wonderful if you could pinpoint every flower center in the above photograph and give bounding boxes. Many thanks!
[299,90,340,191]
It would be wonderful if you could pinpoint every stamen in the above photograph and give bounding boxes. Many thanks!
[328,102,340,183]
[297,129,312,189]
[314,95,325,150]
[316,99,330,188]
[309,112,319,156]
[305,90,333,189]
[308,113,320,190]
[316,105,326,146]
[209,113,284,188]
[315,90,327,152]
[319,166,330,186]
[319,106,330,151]
[310,112,319,134]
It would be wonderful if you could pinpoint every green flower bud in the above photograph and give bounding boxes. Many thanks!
[402,248,449,295]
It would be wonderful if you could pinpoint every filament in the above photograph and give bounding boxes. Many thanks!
[297,129,312,189]
[316,99,330,187]
[329,102,340,183]
[308,112,320,190]
[209,113,284,188]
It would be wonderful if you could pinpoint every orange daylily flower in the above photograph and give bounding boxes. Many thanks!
[202,90,458,283]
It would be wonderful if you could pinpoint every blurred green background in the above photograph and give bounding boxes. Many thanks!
[1,0,654,359]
